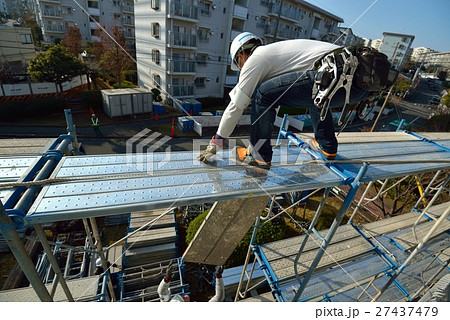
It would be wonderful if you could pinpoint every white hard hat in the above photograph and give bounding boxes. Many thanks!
[96,258,102,267]
[230,32,262,71]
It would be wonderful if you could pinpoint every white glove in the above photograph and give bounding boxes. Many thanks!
[197,135,224,163]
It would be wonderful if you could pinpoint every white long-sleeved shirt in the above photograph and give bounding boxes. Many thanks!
[216,39,341,138]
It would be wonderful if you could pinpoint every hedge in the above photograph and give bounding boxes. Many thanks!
[0,96,66,121]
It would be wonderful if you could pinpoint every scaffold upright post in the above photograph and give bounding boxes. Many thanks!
[0,201,53,301]
[34,224,74,301]
[292,162,369,301]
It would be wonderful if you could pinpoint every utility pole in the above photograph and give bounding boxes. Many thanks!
[271,0,283,43]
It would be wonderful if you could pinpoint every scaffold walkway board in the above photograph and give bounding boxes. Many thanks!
[0,276,101,302]
[249,202,450,302]
[0,138,56,156]
[183,196,270,265]
[2,131,449,226]
[257,224,375,283]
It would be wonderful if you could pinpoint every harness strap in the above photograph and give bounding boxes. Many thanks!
[312,47,359,124]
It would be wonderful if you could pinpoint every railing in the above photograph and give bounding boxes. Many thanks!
[170,84,194,97]
[169,1,199,20]
[42,10,62,17]
[168,59,196,73]
[168,31,197,48]
[268,3,301,21]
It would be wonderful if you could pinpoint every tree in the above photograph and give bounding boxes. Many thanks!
[99,26,133,88]
[28,45,86,96]
[64,26,83,57]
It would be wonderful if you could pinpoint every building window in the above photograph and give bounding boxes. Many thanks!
[152,23,160,38]
[153,74,161,88]
[199,1,211,16]
[194,77,206,88]
[20,34,32,44]
[151,0,159,10]
[197,28,209,42]
[196,54,208,66]
[152,49,160,64]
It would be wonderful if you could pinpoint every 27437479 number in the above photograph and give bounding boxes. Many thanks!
[376,306,438,317]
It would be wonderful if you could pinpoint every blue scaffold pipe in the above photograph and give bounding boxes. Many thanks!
[0,201,52,301]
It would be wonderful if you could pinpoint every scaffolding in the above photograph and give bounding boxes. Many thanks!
[0,123,450,301]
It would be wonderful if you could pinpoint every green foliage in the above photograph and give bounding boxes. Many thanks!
[437,71,447,82]
[151,88,162,102]
[393,77,411,94]
[442,95,450,107]
[185,210,210,244]
[0,97,65,121]
[113,80,136,89]
[186,210,286,268]
[80,90,102,110]
[28,45,86,89]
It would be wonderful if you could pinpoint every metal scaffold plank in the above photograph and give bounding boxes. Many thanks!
[260,224,359,262]
[183,196,270,265]
[25,148,340,224]
[269,237,374,282]
[392,219,450,251]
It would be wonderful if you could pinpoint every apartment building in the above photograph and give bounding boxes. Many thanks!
[0,23,35,73]
[33,0,135,52]
[134,0,343,101]
[410,46,437,63]
[379,32,415,71]
[335,27,363,47]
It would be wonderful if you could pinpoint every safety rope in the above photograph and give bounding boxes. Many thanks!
[2,157,450,190]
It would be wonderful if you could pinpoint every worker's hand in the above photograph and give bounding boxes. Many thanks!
[215,265,223,278]
[197,134,224,163]
[164,261,176,282]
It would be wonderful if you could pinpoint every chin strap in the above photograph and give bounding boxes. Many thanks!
[312,47,359,125]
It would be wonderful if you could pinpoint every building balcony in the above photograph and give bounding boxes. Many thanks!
[310,28,320,39]
[233,4,248,20]
[169,84,195,97]
[40,0,61,3]
[122,18,134,27]
[168,59,196,74]
[168,1,199,22]
[42,10,62,18]
[88,8,100,16]
[267,3,301,23]
[167,31,197,49]
[121,3,134,13]
[45,25,64,33]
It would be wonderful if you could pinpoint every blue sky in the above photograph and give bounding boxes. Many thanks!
[306,0,450,52]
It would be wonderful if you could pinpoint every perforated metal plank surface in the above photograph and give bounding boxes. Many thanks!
[269,237,374,282]
[279,252,391,301]
[392,219,450,251]
[260,224,359,262]
[25,148,342,224]
[296,132,450,181]
[0,156,40,182]
[0,276,100,302]
[295,131,421,144]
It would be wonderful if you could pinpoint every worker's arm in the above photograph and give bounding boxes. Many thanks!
[157,278,172,302]
[209,266,225,302]
[158,261,176,302]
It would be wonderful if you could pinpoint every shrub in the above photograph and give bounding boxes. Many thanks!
[186,209,286,268]
[0,96,65,121]
[80,90,102,110]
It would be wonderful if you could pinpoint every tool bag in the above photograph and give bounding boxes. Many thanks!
[353,47,392,91]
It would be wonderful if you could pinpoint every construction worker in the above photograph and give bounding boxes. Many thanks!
[158,262,225,302]
[90,113,102,137]
[198,32,373,165]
